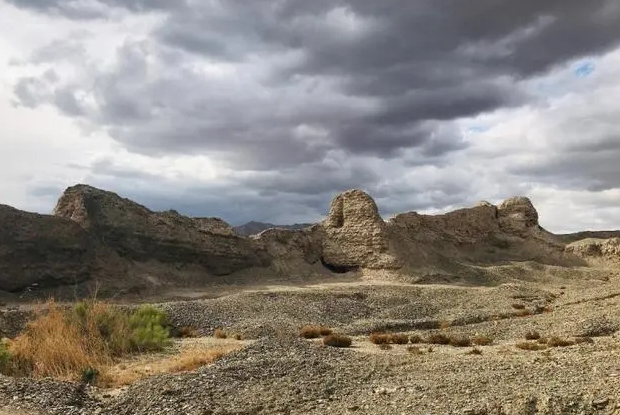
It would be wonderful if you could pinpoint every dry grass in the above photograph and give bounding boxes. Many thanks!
[100,344,240,388]
[232,333,243,341]
[409,334,423,344]
[407,346,423,355]
[516,342,547,351]
[300,325,332,339]
[574,336,594,344]
[378,344,393,350]
[514,309,532,317]
[524,330,541,340]
[369,333,391,345]
[6,301,116,380]
[213,329,227,339]
[439,321,452,330]
[511,303,526,310]
[323,334,352,348]
[472,336,493,346]
[467,348,483,355]
[448,336,472,347]
[426,333,450,345]
[178,327,199,338]
[389,334,409,345]
[546,337,575,348]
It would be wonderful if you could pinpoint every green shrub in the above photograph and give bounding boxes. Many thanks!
[0,338,13,374]
[128,305,171,352]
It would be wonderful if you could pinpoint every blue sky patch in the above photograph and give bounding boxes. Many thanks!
[574,61,595,78]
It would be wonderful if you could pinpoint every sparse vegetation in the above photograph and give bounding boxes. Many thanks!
[233,333,243,341]
[524,330,541,340]
[379,344,393,350]
[178,326,199,338]
[511,303,526,310]
[546,336,574,347]
[300,325,332,339]
[473,336,493,346]
[407,346,423,355]
[323,334,352,348]
[390,333,409,345]
[440,320,451,330]
[448,336,472,347]
[214,328,227,339]
[2,300,173,381]
[409,334,423,344]
[467,348,483,355]
[369,332,392,345]
[426,333,450,345]
[516,342,547,351]
[574,336,594,344]
[514,309,532,317]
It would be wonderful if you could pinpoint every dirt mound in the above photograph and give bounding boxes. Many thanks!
[565,237,620,264]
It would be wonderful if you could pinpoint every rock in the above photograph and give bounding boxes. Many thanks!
[497,196,539,235]
[321,189,399,270]
[565,238,620,262]
[592,397,609,408]
[53,184,271,275]
[0,204,99,292]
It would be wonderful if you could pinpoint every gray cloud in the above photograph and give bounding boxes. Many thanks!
[7,0,620,228]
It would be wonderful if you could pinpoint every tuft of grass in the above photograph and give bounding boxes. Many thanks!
[369,333,391,345]
[300,325,332,339]
[472,336,493,346]
[439,321,451,330]
[514,309,532,317]
[213,328,227,339]
[409,334,423,344]
[178,327,199,338]
[467,348,483,355]
[378,344,393,350]
[574,336,594,344]
[524,330,541,340]
[516,341,547,351]
[546,337,574,348]
[232,333,243,341]
[448,336,472,348]
[511,303,526,310]
[407,346,423,355]
[323,334,352,348]
[389,334,409,345]
[426,333,450,345]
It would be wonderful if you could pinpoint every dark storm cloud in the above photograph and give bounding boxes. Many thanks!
[9,0,620,224]
[4,0,186,19]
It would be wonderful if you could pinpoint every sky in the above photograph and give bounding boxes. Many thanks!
[0,0,619,232]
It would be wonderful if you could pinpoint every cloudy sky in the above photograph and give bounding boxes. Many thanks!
[1,0,619,232]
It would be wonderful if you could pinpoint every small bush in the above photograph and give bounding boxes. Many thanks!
[426,333,450,345]
[323,334,352,348]
[516,342,547,351]
[524,330,541,340]
[129,305,171,352]
[378,344,393,350]
[472,336,493,346]
[467,348,483,355]
[514,309,532,317]
[233,333,243,341]
[409,334,423,344]
[81,367,99,384]
[300,325,332,339]
[449,336,472,347]
[214,329,227,339]
[390,334,409,345]
[511,303,526,310]
[369,333,391,345]
[0,339,13,373]
[547,337,574,347]
[574,336,594,344]
[178,327,199,338]
[407,346,423,355]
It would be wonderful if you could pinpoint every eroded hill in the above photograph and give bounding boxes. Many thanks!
[0,184,617,300]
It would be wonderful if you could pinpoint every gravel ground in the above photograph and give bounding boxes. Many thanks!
[2,267,620,415]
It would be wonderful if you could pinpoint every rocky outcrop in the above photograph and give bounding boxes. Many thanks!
[497,196,539,236]
[321,190,400,270]
[53,185,271,275]
[234,221,314,236]
[0,184,613,298]
[565,238,620,262]
[0,204,97,292]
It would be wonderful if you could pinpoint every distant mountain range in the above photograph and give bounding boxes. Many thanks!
[233,221,315,235]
